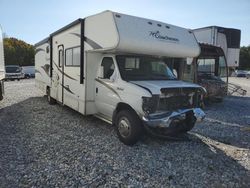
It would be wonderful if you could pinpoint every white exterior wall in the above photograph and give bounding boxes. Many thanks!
[35,42,50,93]
[114,13,200,57]
[227,48,240,67]
[85,11,200,58]
[51,24,85,113]
[0,26,5,81]
[193,27,240,68]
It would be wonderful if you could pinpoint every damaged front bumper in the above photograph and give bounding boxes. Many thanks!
[142,108,205,128]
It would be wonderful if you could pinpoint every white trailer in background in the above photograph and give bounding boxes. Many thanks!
[35,11,205,145]
[193,26,241,74]
[0,25,5,100]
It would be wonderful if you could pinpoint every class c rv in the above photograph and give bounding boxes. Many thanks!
[0,25,5,101]
[35,11,206,145]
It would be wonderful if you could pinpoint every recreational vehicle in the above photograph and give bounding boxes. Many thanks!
[35,11,206,145]
[0,25,5,100]
[5,65,24,81]
[193,26,241,74]
[176,43,228,102]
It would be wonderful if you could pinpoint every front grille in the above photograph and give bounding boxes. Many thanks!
[157,87,199,111]
[158,95,191,111]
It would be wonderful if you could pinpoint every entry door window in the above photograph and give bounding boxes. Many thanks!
[100,57,115,79]
[58,50,63,67]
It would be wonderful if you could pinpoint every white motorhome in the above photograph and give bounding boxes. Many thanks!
[193,26,241,73]
[0,25,5,100]
[35,11,205,145]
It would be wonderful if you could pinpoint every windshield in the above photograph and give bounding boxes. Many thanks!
[5,66,22,73]
[116,55,177,81]
[197,56,227,79]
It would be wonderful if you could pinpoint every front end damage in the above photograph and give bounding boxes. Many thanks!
[198,77,227,101]
[141,87,205,136]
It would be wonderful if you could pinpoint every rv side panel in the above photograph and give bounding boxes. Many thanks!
[35,41,51,94]
[84,11,119,51]
[0,26,4,81]
[51,23,84,113]
[0,26,5,100]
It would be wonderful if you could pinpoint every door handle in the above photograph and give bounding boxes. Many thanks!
[96,87,98,93]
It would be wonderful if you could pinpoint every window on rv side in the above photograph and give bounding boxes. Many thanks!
[100,57,115,79]
[65,49,73,66]
[65,46,80,67]
[73,47,80,66]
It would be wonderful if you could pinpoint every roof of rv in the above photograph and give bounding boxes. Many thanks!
[35,10,200,57]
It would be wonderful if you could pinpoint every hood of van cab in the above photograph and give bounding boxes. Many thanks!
[130,80,202,95]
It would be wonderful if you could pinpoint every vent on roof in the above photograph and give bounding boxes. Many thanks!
[157,24,162,27]
[165,25,170,29]
[115,14,121,18]
[148,21,152,25]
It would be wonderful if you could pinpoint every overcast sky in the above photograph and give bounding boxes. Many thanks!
[0,0,249,46]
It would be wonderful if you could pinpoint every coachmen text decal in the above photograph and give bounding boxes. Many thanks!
[149,31,179,42]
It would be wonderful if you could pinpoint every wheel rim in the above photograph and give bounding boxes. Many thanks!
[118,117,131,138]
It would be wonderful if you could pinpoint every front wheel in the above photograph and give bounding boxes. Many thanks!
[115,110,143,146]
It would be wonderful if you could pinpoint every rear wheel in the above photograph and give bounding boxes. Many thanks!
[0,83,3,100]
[115,110,143,146]
[46,87,56,105]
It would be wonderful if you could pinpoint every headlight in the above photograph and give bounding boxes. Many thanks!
[142,95,159,114]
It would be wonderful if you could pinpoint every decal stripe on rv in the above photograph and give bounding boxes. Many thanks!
[53,61,78,81]
[35,48,45,55]
[60,84,75,94]
[70,33,102,49]
[95,78,121,100]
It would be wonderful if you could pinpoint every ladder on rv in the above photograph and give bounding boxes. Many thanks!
[227,82,247,96]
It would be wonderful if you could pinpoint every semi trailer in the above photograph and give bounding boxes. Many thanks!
[193,26,241,74]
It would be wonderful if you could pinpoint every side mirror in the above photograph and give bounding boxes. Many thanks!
[97,66,104,78]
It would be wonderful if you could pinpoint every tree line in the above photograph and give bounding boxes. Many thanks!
[239,46,250,70]
[2,37,250,69]
[4,37,35,66]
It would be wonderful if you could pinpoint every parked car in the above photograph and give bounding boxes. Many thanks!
[22,66,35,78]
[5,65,24,81]
[235,70,249,77]
[246,71,250,79]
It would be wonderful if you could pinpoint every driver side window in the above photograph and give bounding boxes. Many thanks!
[100,57,115,79]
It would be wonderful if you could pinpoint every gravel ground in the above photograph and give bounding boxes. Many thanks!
[228,77,250,96]
[0,79,249,187]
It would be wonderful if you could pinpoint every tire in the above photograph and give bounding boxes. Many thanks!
[46,87,56,105]
[0,83,3,101]
[178,111,196,133]
[115,110,143,146]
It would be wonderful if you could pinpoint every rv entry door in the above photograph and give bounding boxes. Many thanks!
[51,46,64,104]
